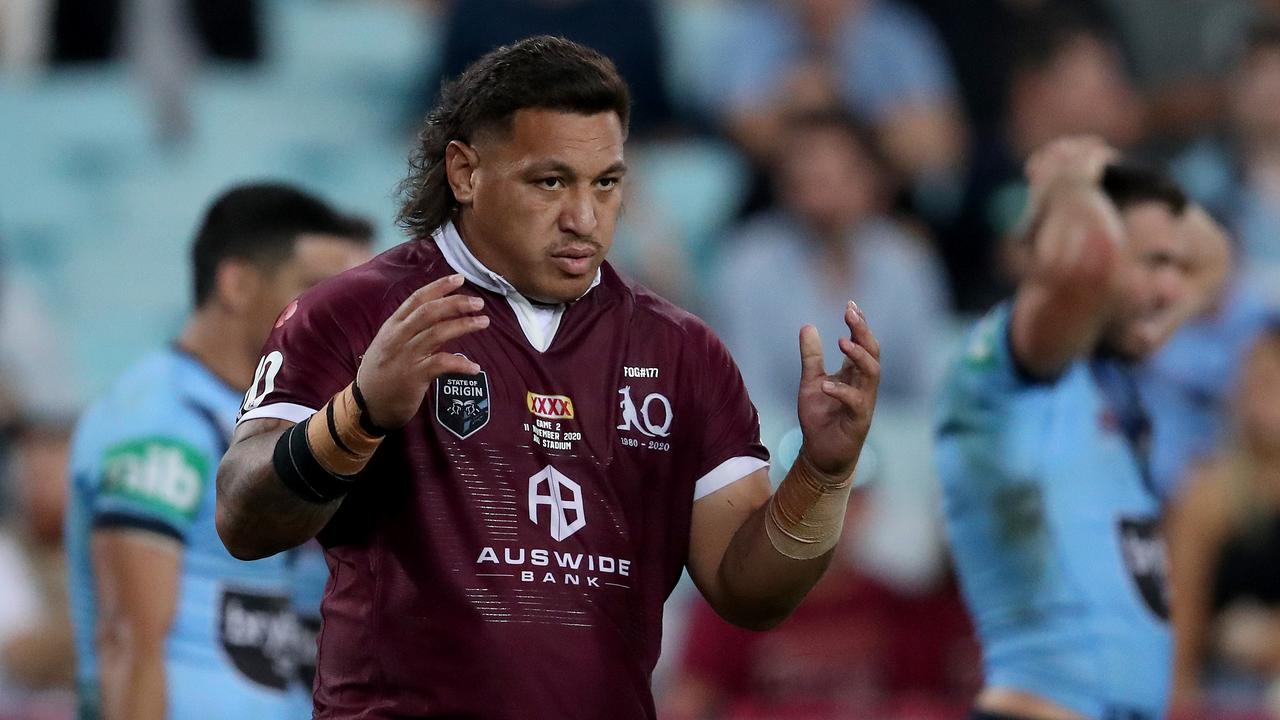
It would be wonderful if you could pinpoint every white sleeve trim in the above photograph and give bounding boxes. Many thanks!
[693,456,770,501]
[237,403,317,425]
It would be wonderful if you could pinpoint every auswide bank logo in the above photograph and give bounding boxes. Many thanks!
[528,465,585,541]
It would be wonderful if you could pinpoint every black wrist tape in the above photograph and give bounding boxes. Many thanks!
[272,416,357,504]
[350,382,389,437]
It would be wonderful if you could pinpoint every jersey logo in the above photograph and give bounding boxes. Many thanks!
[218,587,301,691]
[528,465,586,541]
[274,300,298,329]
[100,438,208,524]
[527,392,574,420]
[436,361,491,439]
[1118,516,1170,621]
[616,386,672,438]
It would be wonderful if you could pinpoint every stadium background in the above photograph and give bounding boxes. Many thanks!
[2,0,1280,718]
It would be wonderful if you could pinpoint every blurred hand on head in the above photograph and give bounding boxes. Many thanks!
[1024,135,1118,212]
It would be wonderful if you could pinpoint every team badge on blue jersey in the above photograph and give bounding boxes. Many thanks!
[1118,516,1170,621]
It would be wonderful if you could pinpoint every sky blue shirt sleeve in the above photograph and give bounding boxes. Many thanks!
[842,2,960,123]
[936,303,1051,491]
[86,408,217,544]
[715,2,794,115]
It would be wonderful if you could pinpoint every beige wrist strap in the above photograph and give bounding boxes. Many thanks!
[764,454,856,560]
[305,383,385,476]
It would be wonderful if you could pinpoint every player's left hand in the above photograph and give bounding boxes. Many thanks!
[795,302,880,483]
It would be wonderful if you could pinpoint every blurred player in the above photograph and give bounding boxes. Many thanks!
[215,36,881,719]
[66,184,373,720]
[936,137,1230,720]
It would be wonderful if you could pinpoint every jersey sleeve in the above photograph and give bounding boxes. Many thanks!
[687,326,770,501]
[237,283,372,425]
[944,302,1050,399]
[87,416,216,544]
[935,302,1051,495]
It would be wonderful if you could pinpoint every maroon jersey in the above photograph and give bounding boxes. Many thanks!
[238,230,769,719]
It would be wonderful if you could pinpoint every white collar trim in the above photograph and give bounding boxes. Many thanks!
[432,222,602,299]
[432,222,601,352]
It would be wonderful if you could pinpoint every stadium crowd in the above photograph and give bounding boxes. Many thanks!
[2,0,1280,718]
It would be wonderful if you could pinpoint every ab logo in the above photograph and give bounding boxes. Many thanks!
[616,386,672,438]
[528,465,586,542]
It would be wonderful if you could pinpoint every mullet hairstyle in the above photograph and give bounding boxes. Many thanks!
[397,35,631,239]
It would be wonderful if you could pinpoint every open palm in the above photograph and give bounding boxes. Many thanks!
[795,302,880,480]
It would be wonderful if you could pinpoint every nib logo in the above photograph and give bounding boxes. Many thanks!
[528,465,586,541]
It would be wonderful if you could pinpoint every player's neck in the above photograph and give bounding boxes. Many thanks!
[177,311,257,390]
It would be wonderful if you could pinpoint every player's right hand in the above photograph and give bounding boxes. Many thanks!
[355,274,489,430]
[1024,135,1116,213]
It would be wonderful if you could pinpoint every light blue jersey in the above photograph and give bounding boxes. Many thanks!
[67,347,301,719]
[935,305,1171,720]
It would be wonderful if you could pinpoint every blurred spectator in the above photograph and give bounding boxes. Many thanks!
[662,490,978,720]
[907,0,1119,136]
[708,109,950,448]
[428,0,675,136]
[1175,18,1280,275]
[1139,276,1278,501]
[0,267,80,702]
[51,0,260,64]
[712,0,967,213]
[1167,322,1280,714]
[941,4,1142,311]
[1100,0,1257,151]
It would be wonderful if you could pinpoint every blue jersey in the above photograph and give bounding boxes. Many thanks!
[66,348,301,719]
[935,305,1171,719]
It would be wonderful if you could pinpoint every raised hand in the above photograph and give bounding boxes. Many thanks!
[1024,135,1117,214]
[795,302,880,481]
[356,274,489,430]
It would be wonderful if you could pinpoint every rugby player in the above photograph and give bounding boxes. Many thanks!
[935,136,1230,720]
[66,184,373,720]
[215,36,881,719]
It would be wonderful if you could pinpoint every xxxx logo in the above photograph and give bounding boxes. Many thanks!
[527,392,575,420]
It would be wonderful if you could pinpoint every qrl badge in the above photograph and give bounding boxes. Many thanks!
[436,361,491,439]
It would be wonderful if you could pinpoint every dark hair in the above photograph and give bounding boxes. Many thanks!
[781,106,884,168]
[397,35,631,238]
[1240,18,1280,63]
[192,182,373,306]
[1100,162,1189,214]
[1011,5,1117,77]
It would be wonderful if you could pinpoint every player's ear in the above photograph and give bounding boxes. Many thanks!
[214,259,263,314]
[445,140,481,205]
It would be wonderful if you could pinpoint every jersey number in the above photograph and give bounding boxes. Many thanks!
[242,351,284,412]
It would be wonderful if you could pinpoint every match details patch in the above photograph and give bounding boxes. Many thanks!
[99,438,208,524]
[527,392,574,420]
[436,363,491,439]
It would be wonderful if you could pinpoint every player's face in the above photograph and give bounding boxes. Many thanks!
[251,234,372,349]
[459,109,626,303]
[1099,203,1190,361]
